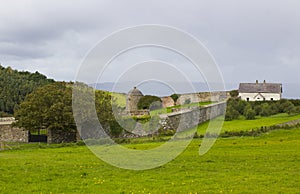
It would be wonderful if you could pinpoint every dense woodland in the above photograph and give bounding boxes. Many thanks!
[0,65,54,115]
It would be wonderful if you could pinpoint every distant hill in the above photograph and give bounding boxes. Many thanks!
[91,82,233,97]
[0,65,54,115]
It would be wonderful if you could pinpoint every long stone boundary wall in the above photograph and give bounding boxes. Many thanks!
[159,102,226,131]
[176,92,230,105]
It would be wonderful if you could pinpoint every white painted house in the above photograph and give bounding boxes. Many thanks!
[238,80,282,101]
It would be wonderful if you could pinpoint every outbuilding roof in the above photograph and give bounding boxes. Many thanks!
[239,82,282,94]
[128,87,143,96]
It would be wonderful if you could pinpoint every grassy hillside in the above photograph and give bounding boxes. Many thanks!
[111,92,126,108]
[0,128,299,193]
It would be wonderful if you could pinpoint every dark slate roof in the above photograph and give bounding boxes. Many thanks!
[238,83,282,93]
[128,87,143,96]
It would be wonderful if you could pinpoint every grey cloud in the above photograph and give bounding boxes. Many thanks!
[0,0,299,96]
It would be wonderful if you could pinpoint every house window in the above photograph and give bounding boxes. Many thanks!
[246,98,249,101]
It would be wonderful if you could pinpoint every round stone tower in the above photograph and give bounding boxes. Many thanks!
[126,87,144,112]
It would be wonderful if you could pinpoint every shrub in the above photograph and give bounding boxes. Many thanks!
[225,107,240,121]
[277,99,289,113]
[270,103,279,115]
[170,94,180,103]
[137,95,162,110]
[237,100,248,115]
[244,108,256,120]
[260,103,272,117]
[282,101,296,115]
[289,99,300,106]
[254,104,262,115]
[296,106,300,114]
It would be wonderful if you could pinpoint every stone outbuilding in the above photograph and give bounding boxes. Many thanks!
[126,87,144,111]
[126,87,149,116]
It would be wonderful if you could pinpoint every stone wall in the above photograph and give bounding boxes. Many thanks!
[0,117,15,125]
[159,102,226,131]
[161,96,175,108]
[127,110,150,117]
[176,92,230,105]
[47,129,77,144]
[0,124,29,142]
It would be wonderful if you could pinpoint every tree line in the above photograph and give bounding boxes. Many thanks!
[226,98,300,121]
[0,65,54,115]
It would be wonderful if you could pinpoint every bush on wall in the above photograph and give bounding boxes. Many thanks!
[137,95,162,110]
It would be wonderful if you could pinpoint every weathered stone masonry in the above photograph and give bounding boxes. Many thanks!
[159,102,226,131]
[0,124,29,142]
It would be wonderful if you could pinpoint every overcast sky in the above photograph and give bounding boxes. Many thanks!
[0,0,300,96]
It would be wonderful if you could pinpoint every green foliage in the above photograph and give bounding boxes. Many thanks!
[14,82,75,132]
[259,103,273,117]
[137,95,162,110]
[244,106,256,120]
[236,100,248,115]
[0,64,54,114]
[225,107,240,121]
[229,90,239,98]
[0,111,12,117]
[289,99,300,106]
[170,93,180,103]
[281,101,296,115]
[254,104,262,115]
[226,97,300,121]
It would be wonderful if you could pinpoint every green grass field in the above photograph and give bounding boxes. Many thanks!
[1,127,300,193]
[197,113,300,135]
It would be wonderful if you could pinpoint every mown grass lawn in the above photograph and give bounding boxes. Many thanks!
[1,128,300,193]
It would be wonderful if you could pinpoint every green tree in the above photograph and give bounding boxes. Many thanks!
[170,94,180,103]
[14,82,75,133]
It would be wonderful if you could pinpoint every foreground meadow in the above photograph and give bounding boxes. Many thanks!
[1,127,299,193]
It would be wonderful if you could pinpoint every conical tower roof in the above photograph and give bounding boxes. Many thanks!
[128,87,143,96]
